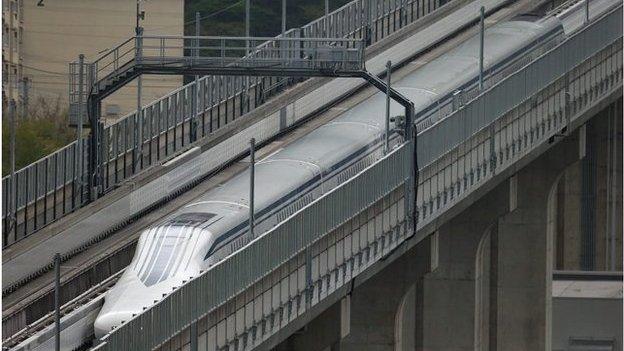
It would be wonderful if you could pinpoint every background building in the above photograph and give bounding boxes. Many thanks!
[2,0,24,113]
[18,0,184,121]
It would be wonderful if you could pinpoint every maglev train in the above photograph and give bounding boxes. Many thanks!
[94,11,567,338]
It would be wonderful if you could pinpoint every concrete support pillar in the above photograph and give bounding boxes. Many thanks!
[592,102,623,271]
[418,125,582,351]
[276,237,431,351]
[419,183,508,351]
[340,239,431,351]
[554,160,583,270]
[492,131,581,351]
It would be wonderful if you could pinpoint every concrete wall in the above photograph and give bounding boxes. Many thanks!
[552,297,622,350]
[420,183,508,351]
[339,240,430,351]
[21,0,183,119]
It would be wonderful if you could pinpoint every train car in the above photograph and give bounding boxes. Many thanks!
[94,12,566,338]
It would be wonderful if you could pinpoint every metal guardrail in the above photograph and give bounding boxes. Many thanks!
[414,4,622,226]
[3,270,123,350]
[92,5,621,350]
[2,139,89,244]
[2,0,445,247]
[416,3,622,167]
[94,143,412,351]
[132,36,364,73]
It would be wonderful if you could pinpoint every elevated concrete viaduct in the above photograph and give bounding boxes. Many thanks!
[271,98,622,351]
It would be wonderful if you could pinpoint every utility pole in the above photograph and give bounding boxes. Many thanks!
[585,0,590,24]
[249,138,255,238]
[8,100,16,239]
[282,0,287,35]
[479,6,485,90]
[134,0,145,173]
[54,253,61,351]
[20,77,29,118]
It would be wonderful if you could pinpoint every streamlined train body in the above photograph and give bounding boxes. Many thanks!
[95,11,570,338]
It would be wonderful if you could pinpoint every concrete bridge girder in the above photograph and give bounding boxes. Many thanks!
[421,101,622,351]
[145,33,622,351]
[276,100,622,351]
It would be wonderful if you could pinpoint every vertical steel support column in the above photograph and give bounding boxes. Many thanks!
[406,102,416,234]
[359,71,416,232]
[88,97,99,201]
[192,12,201,142]
[77,54,84,202]
[385,61,391,154]
[479,6,485,90]
[8,99,16,239]
[282,0,287,35]
[135,27,144,173]
[246,0,250,54]
[325,0,330,37]
[54,253,61,351]
[366,0,372,44]
[249,138,255,238]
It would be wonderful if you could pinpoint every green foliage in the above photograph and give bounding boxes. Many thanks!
[2,98,76,176]
[184,0,352,37]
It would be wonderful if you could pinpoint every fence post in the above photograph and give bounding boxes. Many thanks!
[54,253,61,351]
[88,96,101,201]
[325,0,330,37]
[249,138,255,238]
[385,61,391,154]
[479,6,485,90]
[366,0,372,45]
[77,54,85,203]
[134,27,144,174]
[282,0,287,35]
[246,0,250,54]
[191,11,201,143]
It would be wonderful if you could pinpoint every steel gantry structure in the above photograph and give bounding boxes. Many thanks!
[69,34,417,224]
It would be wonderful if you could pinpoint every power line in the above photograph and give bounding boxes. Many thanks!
[21,64,68,76]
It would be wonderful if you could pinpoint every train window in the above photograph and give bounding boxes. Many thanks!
[165,212,216,226]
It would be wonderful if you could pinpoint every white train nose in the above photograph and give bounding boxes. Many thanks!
[93,311,134,339]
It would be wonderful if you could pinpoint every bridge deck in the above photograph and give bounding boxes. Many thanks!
[92,4,622,350]
[2,0,516,344]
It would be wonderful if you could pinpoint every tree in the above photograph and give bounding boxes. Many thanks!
[2,97,76,175]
